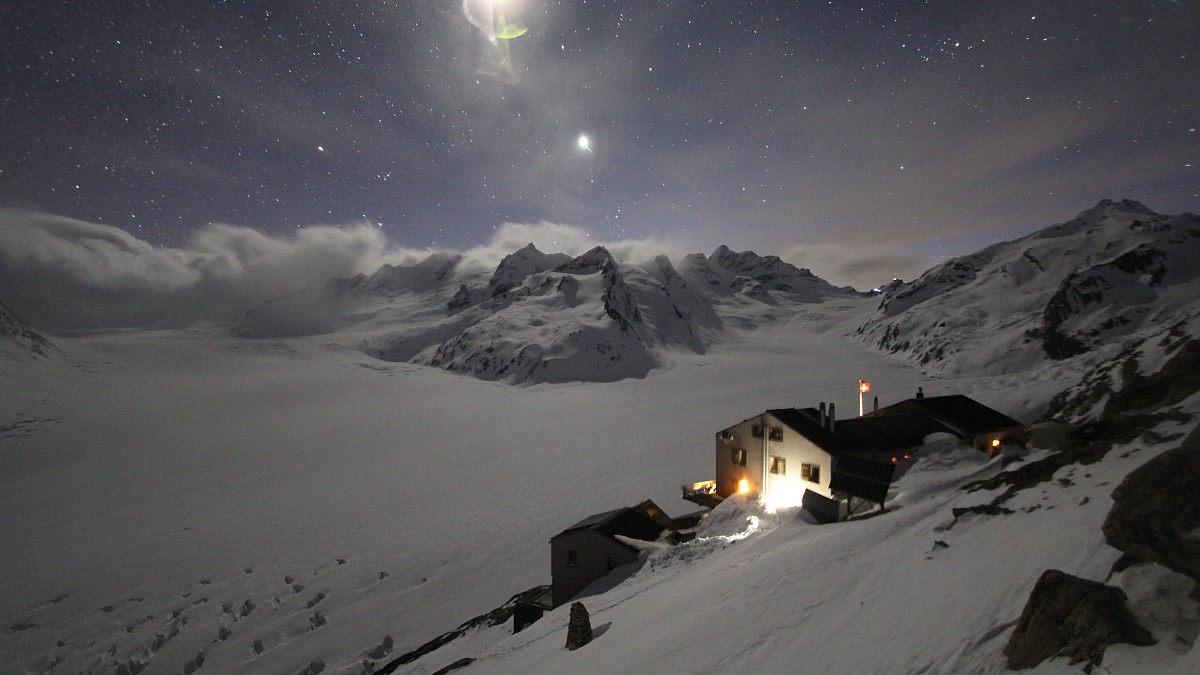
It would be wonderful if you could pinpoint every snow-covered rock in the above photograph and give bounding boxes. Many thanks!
[858,199,1200,376]
[0,299,54,358]
[487,244,572,299]
[342,252,464,296]
[680,245,857,302]
[415,247,680,384]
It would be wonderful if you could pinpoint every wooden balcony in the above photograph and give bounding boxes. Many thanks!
[681,479,723,508]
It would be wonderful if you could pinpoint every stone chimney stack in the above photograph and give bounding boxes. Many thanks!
[819,401,827,427]
[873,395,879,413]
[828,402,836,432]
[916,386,925,399]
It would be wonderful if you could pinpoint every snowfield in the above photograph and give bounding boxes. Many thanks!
[5,295,1197,674]
[4,298,931,674]
[4,201,1200,674]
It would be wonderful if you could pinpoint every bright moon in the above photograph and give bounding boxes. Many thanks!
[577,134,592,153]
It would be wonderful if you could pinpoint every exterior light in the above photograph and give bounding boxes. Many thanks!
[738,479,750,494]
[992,439,1001,448]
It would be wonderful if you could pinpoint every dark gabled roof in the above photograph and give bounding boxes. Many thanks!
[838,412,957,451]
[766,408,952,454]
[767,408,844,450]
[737,395,1022,456]
[556,508,628,535]
[872,395,1023,436]
[551,505,666,545]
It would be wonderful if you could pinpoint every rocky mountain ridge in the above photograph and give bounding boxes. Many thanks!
[352,243,854,384]
[857,199,1200,379]
[231,199,1200,387]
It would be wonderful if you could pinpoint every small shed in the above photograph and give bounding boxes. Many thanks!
[549,503,667,608]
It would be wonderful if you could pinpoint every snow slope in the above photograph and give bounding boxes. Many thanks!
[858,199,1200,377]
[2,297,942,674]
[442,419,1200,675]
[1,299,55,359]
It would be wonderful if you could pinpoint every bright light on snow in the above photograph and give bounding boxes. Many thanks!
[720,515,760,542]
[762,479,806,514]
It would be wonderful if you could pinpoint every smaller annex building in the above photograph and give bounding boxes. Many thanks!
[517,500,704,633]
[548,500,702,609]
[687,392,1024,521]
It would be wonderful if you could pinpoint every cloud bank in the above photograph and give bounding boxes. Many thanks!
[0,211,698,333]
[0,208,935,334]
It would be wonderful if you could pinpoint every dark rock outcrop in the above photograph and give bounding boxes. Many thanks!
[1103,426,1200,582]
[1004,569,1154,670]
[565,601,594,651]
[375,586,549,674]
[1,299,54,357]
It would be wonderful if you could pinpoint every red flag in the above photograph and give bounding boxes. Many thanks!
[859,380,871,394]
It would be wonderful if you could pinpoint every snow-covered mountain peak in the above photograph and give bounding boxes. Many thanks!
[1076,198,1157,225]
[680,245,855,302]
[346,251,464,295]
[487,243,572,298]
[709,244,811,277]
[554,245,617,275]
[859,200,1200,376]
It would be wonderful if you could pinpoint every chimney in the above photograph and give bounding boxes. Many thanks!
[819,402,826,427]
[916,386,925,399]
[873,395,879,413]
[828,402,836,432]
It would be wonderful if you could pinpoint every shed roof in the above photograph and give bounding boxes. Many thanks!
[551,505,666,545]
[870,395,1023,436]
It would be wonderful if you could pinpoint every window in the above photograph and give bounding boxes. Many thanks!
[753,425,783,441]
[801,463,820,483]
[770,456,786,475]
[566,549,578,568]
[731,448,747,466]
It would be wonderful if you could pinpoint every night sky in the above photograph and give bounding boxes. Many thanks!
[3,1,1198,287]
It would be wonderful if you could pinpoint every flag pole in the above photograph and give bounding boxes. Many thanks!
[858,380,871,416]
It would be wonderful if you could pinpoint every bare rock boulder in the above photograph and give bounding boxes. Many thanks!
[1102,426,1200,582]
[1004,569,1154,670]
[565,601,593,651]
